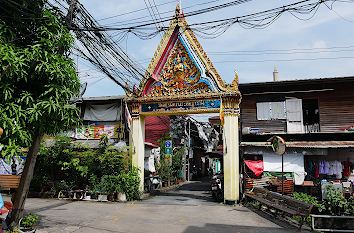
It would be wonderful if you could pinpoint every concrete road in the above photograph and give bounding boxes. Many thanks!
[9,179,309,233]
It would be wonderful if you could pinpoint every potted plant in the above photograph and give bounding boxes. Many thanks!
[19,213,39,232]
[116,186,127,202]
[100,175,120,202]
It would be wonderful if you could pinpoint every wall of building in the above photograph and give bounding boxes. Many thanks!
[240,95,286,133]
[318,84,354,132]
[240,82,354,134]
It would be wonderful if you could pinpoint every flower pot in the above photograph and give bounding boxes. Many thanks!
[117,192,127,202]
[19,227,36,233]
[163,182,168,187]
[98,194,108,202]
[19,215,38,233]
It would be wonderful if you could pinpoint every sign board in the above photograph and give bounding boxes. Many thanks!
[141,99,221,115]
[165,140,172,148]
[165,140,172,155]
[165,148,172,155]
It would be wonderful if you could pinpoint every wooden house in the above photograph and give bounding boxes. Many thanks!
[239,74,354,195]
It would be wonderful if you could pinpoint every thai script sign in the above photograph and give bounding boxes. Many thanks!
[142,99,220,114]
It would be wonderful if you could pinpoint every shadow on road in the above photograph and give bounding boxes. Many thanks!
[25,200,72,213]
[183,223,301,233]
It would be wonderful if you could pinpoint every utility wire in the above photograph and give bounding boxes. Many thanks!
[212,56,354,63]
[67,0,352,42]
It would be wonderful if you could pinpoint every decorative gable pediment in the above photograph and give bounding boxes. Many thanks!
[145,38,215,98]
[133,4,240,103]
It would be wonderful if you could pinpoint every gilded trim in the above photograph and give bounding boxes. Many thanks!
[142,6,233,96]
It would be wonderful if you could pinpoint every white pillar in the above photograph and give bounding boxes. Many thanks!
[130,115,145,192]
[223,112,239,203]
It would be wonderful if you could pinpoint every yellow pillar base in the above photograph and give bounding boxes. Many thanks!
[130,115,145,192]
[223,113,239,203]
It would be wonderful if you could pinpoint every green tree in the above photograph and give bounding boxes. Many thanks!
[0,0,80,225]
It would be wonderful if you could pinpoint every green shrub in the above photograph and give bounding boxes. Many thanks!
[292,192,317,225]
[99,175,121,194]
[118,167,141,200]
[345,196,354,215]
[20,213,39,228]
[323,185,347,216]
[156,133,185,183]
[31,135,141,201]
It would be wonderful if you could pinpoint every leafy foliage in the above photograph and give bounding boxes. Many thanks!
[32,135,141,200]
[292,192,324,225]
[345,196,354,215]
[0,0,81,161]
[20,213,39,228]
[100,175,121,194]
[323,185,347,216]
[293,188,354,217]
[156,133,184,183]
[117,167,141,200]
[292,192,324,211]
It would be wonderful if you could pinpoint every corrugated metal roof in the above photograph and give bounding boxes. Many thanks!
[241,141,354,148]
[239,76,354,87]
[81,95,125,101]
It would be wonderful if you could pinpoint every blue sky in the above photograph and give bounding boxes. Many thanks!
[77,0,354,97]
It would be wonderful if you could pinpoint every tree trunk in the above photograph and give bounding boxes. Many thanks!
[6,134,42,227]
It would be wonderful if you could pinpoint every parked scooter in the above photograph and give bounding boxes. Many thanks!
[144,172,161,193]
[210,173,223,202]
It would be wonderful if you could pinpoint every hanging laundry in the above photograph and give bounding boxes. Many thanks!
[343,160,352,177]
[315,162,319,178]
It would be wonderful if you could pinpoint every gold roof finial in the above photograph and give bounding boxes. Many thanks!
[274,65,278,72]
[226,69,239,91]
[176,0,181,14]
[234,69,238,78]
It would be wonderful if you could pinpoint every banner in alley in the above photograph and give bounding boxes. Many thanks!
[75,124,124,139]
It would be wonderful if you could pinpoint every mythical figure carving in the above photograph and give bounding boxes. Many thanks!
[148,39,213,97]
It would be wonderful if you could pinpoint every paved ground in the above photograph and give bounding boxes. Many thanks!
[5,179,309,232]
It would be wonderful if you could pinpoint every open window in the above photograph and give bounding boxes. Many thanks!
[302,99,320,133]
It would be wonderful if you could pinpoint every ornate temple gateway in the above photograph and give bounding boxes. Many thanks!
[126,4,241,203]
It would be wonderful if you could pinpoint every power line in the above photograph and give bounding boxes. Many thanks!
[103,0,254,28]
[208,44,354,54]
[144,0,163,38]
[213,56,354,63]
[68,0,353,41]
[208,48,354,56]
[97,0,176,21]
[98,0,224,24]
[69,0,254,31]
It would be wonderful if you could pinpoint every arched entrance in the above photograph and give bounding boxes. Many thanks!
[126,4,241,203]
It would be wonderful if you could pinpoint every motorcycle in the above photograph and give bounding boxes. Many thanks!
[210,173,224,202]
[144,172,161,193]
